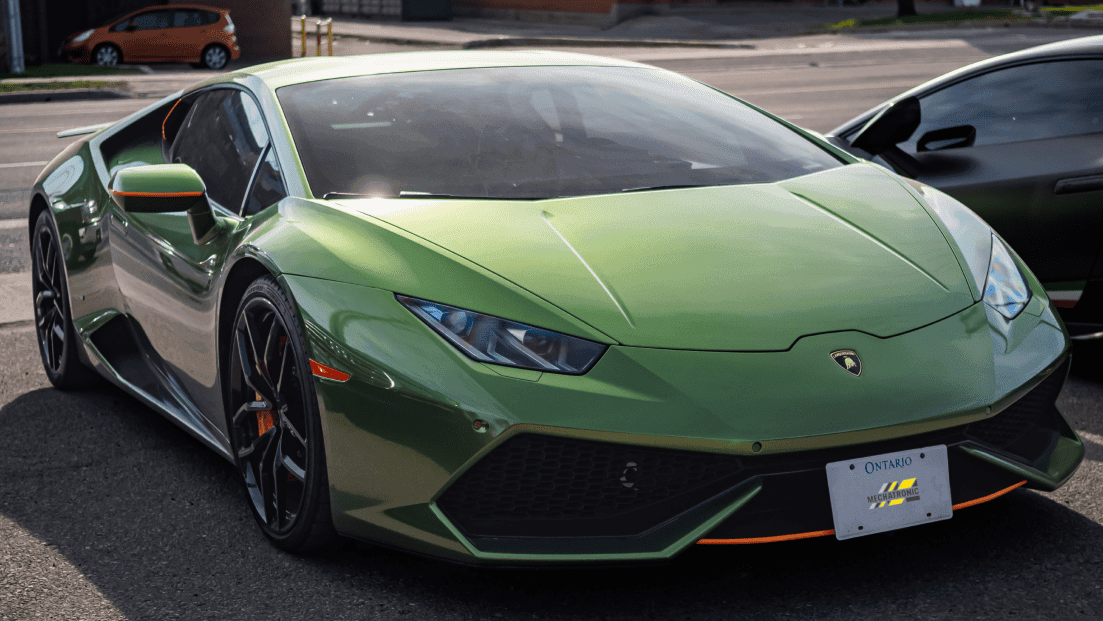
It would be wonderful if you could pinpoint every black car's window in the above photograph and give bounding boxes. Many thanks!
[244,148,288,216]
[277,66,842,200]
[173,10,202,28]
[131,10,172,31]
[903,59,1103,152]
[172,89,270,214]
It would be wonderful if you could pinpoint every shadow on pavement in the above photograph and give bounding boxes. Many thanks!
[1,380,1102,620]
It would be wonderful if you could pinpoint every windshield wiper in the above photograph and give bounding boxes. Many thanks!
[619,184,710,194]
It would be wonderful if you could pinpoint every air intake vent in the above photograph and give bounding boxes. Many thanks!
[438,434,744,539]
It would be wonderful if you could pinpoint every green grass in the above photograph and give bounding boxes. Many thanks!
[0,64,140,80]
[1042,3,1103,16]
[0,80,128,93]
[820,9,1035,29]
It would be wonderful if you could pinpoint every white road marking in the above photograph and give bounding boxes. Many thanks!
[0,161,47,169]
[0,127,74,135]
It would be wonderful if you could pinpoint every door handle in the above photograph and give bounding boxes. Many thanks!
[1054,174,1103,195]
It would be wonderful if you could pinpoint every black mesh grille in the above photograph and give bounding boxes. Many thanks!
[438,435,744,538]
[965,357,1069,451]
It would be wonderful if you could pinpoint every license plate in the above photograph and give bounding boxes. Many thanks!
[826,445,952,540]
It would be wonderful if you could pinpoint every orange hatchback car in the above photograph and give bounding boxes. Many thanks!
[61,4,240,70]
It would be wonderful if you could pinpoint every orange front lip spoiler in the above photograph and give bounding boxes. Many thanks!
[697,480,1027,545]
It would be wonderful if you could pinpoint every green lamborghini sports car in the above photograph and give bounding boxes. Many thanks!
[28,51,1082,565]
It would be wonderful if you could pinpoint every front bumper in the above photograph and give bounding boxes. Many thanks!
[62,43,91,64]
[285,276,1080,565]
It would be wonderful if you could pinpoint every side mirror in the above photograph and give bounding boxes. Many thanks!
[110,164,221,245]
[916,125,976,152]
[126,22,137,31]
[851,96,921,156]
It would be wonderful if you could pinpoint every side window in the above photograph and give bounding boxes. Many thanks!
[244,149,288,216]
[110,20,131,32]
[173,11,202,28]
[171,89,270,214]
[905,59,1103,152]
[202,11,221,25]
[132,11,171,31]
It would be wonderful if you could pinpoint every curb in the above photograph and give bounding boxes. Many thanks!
[811,18,1103,34]
[0,89,132,104]
[304,29,755,49]
[460,37,753,49]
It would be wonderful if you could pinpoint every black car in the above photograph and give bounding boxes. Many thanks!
[828,35,1103,338]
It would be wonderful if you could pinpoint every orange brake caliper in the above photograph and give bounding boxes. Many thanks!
[256,391,275,436]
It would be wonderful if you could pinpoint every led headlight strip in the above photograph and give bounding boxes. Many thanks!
[397,295,607,375]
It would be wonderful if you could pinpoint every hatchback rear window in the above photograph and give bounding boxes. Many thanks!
[277,66,842,200]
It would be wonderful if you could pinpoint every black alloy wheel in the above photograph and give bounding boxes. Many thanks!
[31,212,97,389]
[228,276,335,551]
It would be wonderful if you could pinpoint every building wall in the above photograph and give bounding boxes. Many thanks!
[449,0,715,27]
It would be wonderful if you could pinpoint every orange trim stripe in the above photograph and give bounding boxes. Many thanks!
[699,529,835,545]
[697,480,1028,545]
[112,190,203,197]
[310,359,350,382]
[162,97,182,141]
[952,480,1026,511]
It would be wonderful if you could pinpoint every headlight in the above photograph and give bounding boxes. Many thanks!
[984,235,1031,319]
[397,295,607,374]
[72,30,94,43]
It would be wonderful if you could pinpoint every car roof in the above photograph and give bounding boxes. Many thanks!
[239,51,653,90]
[830,34,1103,137]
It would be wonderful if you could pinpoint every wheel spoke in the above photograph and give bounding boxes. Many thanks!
[271,438,284,528]
[236,323,278,407]
[282,413,308,449]
[282,453,306,482]
[236,424,276,460]
[260,432,281,527]
[232,399,271,426]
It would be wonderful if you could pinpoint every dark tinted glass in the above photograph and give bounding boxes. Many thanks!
[172,89,269,213]
[244,149,288,216]
[132,11,171,31]
[201,10,220,25]
[905,60,1103,152]
[173,10,202,28]
[278,66,841,200]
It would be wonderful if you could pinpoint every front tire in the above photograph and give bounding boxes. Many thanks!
[227,276,335,552]
[200,44,229,70]
[31,212,98,389]
[92,44,121,67]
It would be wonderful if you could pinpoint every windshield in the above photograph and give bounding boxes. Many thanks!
[278,66,842,200]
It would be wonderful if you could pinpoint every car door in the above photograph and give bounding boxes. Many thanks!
[109,87,287,434]
[117,9,174,61]
[163,9,206,62]
[889,58,1103,288]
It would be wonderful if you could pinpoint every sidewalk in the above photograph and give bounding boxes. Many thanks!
[290,1,1075,47]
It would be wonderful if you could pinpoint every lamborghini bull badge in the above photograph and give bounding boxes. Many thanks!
[831,350,862,376]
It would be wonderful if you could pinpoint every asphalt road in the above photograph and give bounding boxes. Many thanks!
[2,29,1103,621]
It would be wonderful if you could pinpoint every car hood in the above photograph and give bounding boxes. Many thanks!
[339,164,974,351]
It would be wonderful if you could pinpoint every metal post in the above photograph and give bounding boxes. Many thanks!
[326,18,333,57]
[300,14,307,58]
[315,19,322,57]
[5,0,24,73]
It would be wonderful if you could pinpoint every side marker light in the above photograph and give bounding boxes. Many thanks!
[310,359,350,382]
